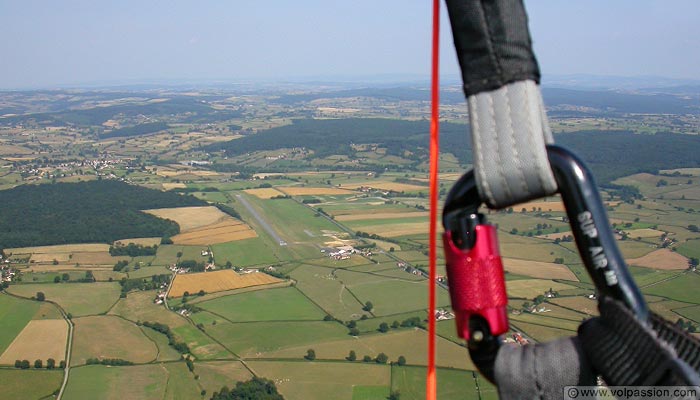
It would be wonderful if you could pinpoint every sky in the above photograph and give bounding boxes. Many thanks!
[0,0,698,89]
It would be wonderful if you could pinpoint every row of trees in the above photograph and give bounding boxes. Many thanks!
[14,358,64,369]
[140,321,190,354]
[304,349,407,365]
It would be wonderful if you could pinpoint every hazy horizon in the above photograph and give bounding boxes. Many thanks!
[1,1,699,90]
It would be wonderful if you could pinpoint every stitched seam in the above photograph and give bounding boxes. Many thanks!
[469,95,494,204]
[486,92,508,206]
[523,81,551,194]
[479,0,503,80]
[504,83,529,198]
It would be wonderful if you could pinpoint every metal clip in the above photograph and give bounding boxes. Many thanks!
[443,144,649,378]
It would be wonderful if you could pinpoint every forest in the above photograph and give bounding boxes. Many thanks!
[207,118,700,185]
[0,180,206,248]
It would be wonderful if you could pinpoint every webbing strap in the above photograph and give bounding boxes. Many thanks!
[468,80,557,208]
[579,297,700,387]
[494,337,596,400]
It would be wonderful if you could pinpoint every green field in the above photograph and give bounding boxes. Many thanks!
[204,320,348,357]
[197,287,326,322]
[352,385,390,400]
[194,361,253,395]
[391,365,485,400]
[7,282,121,316]
[643,272,700,304]
[246,360,391,400]
[0,293,40,354]
[152,244,208,266]
[170,323,233,360]
[256,328,474,370]
[211,237,279,266]
[291,264,367,320]
[347,279,451,316]
[63,364,167,400]
[71,315,158,365]
[677,239,700,259]
[62,362,200,400]
[0,369,63,400]
[244,196,340,244]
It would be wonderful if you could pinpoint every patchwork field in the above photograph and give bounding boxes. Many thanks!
[246,360,390,400]
[71,316,158,365]
[169,269,282,297]
[0,369,63,400]
[278,186,357,196]
[627,249,688,270]
[211,237,280,266]
[144,205,256,245]
[502,258,578,281]
[197,287,325,322]
[0,319,68,365]
[0,294,41,355]
[6,243,110,255]
[7,282,122,316]
[391,365,489,400]
[505,279,576,299]
[343,181,427,192]
[335,211,429,222]
[62,364,168,400]
[172,219,257,245]
[194,361,254,395]
[353,221,429,238]
[244,187,285,198]
[258,329,474,370]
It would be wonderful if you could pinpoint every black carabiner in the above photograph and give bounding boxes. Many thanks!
[443,144,649,380]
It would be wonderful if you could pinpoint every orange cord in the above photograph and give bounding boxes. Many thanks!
[427,0,439,399]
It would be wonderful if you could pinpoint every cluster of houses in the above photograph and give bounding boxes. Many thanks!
[321,245,356,260]
[19,157,133,182]
[1,261,16,284]
[153,283,169,305]
[434,309,454,321]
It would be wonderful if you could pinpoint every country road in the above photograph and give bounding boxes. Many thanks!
[235,194,287,246]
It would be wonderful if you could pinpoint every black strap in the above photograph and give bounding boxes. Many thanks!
[579,296,700,387]
[445,0,540,96]
[494,337,596,400]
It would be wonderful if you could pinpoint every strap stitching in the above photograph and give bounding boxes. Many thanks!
[469,95,495,204]
[504,83,530,198]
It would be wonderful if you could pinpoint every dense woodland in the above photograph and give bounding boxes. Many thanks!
[208,118,700,185]
[0,180,205,248]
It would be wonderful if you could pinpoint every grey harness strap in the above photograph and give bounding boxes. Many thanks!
[468,80,556,208]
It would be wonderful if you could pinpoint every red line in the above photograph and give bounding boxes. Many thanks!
[427,0,439,399]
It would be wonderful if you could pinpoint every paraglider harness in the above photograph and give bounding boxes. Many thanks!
[440,0,700,398]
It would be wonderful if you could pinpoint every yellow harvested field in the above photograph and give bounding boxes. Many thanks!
[143,206,231,231]
[145,206,256,246]
[503,258,578,281]
[522,200,566,212]
[173,225,257,245]
[505,279,575,299]
[70,252,128,266]
[169,270,282,298]
[156,169,220,177]
[0,320,68,365]
[357,222,428,238]
[244,188,285,199]
[624,228,664,238]
[277,187,357,196]
[343,181,427,192]
[30,253,71,263]
[113,237,162,247]
[627,249,688,270]
[335,211,429,222]
[162,182,187,190]
[7,243,110,255]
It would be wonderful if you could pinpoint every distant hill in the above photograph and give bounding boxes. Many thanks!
[0,97,242,128]
[101,122,169,139]
[0,180,206,248]
[206,118,700,185]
